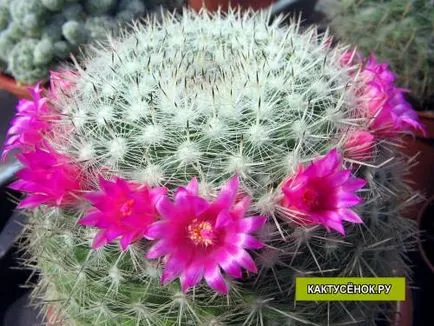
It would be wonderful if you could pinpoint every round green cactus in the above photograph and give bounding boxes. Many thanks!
[317,0,434,106]
[0,0,185,84]
[9,9,421,326]
[8,38,49,83]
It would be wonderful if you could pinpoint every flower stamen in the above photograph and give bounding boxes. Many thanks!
[120,199,135,217]
[188,219,214,247]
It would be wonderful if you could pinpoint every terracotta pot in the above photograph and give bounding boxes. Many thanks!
[189,0,276,12]
[0,73,32,99]
[400,111,434,220]
[417,195,434,273]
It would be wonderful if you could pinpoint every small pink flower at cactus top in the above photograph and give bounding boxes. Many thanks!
[49,70,77,97]
[8,147,84,208]
[2,84,55,160]
[343,129,375,161]
[280,149,366,235]
[80,177,167,251]
[341,53,425,136]
[146,176,267,294]
[368,88,426,137]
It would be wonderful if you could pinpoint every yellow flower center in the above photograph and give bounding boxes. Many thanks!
[188,219,214,247]
[120,199,135,217]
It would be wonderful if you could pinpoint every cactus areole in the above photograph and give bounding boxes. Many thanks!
[3,9,424,326]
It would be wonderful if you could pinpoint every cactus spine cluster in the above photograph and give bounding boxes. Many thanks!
[0,0,185,84]
[316,0,434,106]
[13,9,420,326]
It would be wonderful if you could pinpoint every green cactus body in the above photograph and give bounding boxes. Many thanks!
[8,38,49,82]
[17,10,419,326]
[319,0,434,105]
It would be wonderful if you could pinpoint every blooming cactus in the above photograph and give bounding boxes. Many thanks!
[5,10,421,326]
[280,149,366,235]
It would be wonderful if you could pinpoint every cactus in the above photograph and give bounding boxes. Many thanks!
[317,0,434,107]
[5,9,423,326]
[0,0,186,85]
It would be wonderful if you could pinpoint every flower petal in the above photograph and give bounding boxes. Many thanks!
[155,196,179,220]
[342,177,367,192]
[214,175,239,210]
[336,191,364,208]
[180,263,204,293]
[119,232,138,251]
[17,195,49,208]
[79,211,101,226]
[145,221,168,240]
[92,230,108,249]
[231,234,263,250]
[191,196,210,216]
[231,248,257,273]
[161,255,186,285]
[215,210,232,229]
[185,177,199,195]
[338,208,363,224]
[230,196,251,219]
[204,265,228,294]
[217,250,243,279]
[147,240,170,259]
[236,216,267,233]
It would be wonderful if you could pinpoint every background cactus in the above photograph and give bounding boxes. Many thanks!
[0,0,186,85]
[7,9,422,326]
[315,0,434,107]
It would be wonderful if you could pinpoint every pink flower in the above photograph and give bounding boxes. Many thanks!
[146,176,267,294]
[280,149,366,235]
[49,70,77,98]
[368,88,426,137]
[363,56,396,85]
[80,177,167,251]
[2,84,55,160]
[343,129,375,161]
[357,56,425,136]
[8,147,84,208]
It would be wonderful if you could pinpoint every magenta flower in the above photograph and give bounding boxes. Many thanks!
[146,176,267,294]
[2,84,55,160]
[80,177,167,251]
[343,129,375,161]
[9,147,84,208]
[368,88,426,137]
[280,149,366,235]
[339,52,425,136]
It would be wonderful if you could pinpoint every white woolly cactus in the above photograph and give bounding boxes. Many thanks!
[3,9,425,326]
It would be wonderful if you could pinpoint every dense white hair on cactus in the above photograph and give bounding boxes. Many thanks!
[76,141,95,161]
[139,124,165,146]
[107,136,128,161]
[71,109,88,129]
[176,140,202,165]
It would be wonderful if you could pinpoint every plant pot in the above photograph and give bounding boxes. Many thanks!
[0,73,32,100]
[189,0,276,12]
[417,195,434,273]
[400,110,434,220]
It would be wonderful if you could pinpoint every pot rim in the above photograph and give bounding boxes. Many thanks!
[0,73,32,99]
